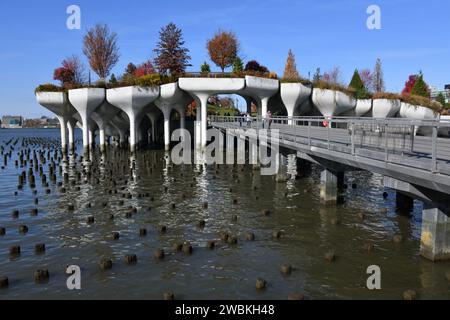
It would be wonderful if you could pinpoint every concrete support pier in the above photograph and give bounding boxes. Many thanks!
[320,169,344,205]
[68,88,105,153]
[421,205,450,261]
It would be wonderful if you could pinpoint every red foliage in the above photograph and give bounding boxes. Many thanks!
[53,67,75,86]
[134,60,156,77]
[402,75,417,95]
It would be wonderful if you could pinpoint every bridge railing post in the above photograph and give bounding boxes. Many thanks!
[327,119,331,150]
[384,122,389,162]
[351,121,355,156]
[431,125,438,173]
[308,120,312,146]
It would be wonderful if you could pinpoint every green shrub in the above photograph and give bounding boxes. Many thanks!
[400,94,442,112]
[134,74,161,87]
[314,80,356,97]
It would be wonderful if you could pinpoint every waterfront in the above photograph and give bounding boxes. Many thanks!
[0,128,449,300]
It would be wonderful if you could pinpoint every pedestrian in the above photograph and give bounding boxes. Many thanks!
[246,113,252,128]
[267,111,273,129]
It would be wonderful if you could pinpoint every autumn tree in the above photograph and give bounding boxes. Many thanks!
[53,55,86,87]
[154,23,191,76]
[373,58,385,92]
[125,63,137,76]
[322,67,342,85]
[83,24,120,80]
[411,72,430,98]
[207,30,239,73]
[402,74,417,95]
[244,60,269,74]
[282,49,300,80]
[359,69,373,91]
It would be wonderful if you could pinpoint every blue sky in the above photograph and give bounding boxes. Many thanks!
[0,0,449,117]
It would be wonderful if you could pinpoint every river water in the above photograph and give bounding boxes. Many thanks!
[0,128,449,300]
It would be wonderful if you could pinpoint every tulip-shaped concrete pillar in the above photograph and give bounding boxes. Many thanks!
[179,78,245,148]
[155,83,192,150]
[68,88,105,153]
[36,91,77,153]
[107,86,160,153]
[280,83,312,125]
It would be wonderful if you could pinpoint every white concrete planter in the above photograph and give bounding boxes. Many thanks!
[400,102,439,136]
[179,78,245,93]
[107,86,160,117]
[372,99,401,118]
[280,83,312,122]
[36,91,76,117]
[312,88,356,117]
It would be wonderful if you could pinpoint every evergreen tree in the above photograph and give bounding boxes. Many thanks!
[436,92,446,105]
[232,57,244,73]
[109,73,118,85]
[411,72,430,98]
[282,49,300,80]
[154,23,191,76]
[200,62,211,74]
[349,69,367,99]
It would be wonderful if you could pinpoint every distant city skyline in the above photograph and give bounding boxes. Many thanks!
[0,0,449,117]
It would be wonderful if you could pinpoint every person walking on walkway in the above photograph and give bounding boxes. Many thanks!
[267,111,273,130]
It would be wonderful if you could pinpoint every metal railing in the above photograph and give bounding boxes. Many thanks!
[209,115,450,174]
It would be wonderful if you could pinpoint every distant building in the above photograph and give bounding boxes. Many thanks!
[1,116,23,129]
[430,85,450,103]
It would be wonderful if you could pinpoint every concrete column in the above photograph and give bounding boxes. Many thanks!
[99,127,106,151]
[180,114,186,130]
[89,127,95,148]
[195,103,202,147]
[320,169,344,205]
[199,95,209,148]
[82,118,90,151]
[287,110,294,125]
[130,116,137,153]
[421,205,450,261]
[396,192,414,215]
[57,116,68,152]
[163,110,171,151]
[261,97,269,119]
[67,118,77,152]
